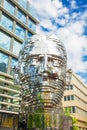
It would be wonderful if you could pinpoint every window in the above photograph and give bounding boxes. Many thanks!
[71,95,74,100]
[0,31,11,51]
[29,4,37,18]
[11,58,18,68]
[1,13,13,31]
[18,0,27,9]
[64,96,67,101]
[67,85,73,90]
[17,9,26,24]
[13,40,21,56]
[72,106,76,113]
[11,58,18,75]
[67,96,70,101]
[4,0,15,15]
[15,24,25,39]
[64,95,74,101]
[27,32,33,39]
[70,85,73,90]
[0,97,3,101]
[0,0,2,4]
[0,52,8,73]
[28,18,36,32]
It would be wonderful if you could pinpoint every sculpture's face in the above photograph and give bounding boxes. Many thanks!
[18,35,67,111]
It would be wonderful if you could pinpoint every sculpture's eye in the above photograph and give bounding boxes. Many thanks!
[28,57,38,66]
[31,59,37,66]
[48,57,53,62]
[53,60,59,67]
[48,57,59,67]
[38,56,44,62]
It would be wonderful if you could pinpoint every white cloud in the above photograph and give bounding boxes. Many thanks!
[56,21,87,73]
[70,0,77,9]
[52,0,63,9]
[29,0,87,82]
[40,19,55,29]
[29,0,59,18]
[67,21,85,35]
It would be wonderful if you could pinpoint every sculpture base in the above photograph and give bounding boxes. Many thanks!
[27,111,63,130]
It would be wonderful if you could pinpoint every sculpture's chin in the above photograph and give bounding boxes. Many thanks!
[22,78,64,112]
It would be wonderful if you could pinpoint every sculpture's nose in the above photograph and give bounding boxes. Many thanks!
[43,54,49,73]
[42,55,58,79]
[43,54,48,72]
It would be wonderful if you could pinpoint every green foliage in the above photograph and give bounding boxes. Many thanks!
[85,122,87,126]
[64,107,71,116]
[72,117,78,124]
[72,117,79,130]
[27,114,33,129]
[35,113,42,128]
[27,113,44,129]
[73,125,79,130]
[64,107,79,130]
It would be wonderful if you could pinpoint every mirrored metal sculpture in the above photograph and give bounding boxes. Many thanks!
[13,34,68,130]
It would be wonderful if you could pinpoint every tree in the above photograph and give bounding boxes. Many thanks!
[64,107,79,130]
[72,117,79,130]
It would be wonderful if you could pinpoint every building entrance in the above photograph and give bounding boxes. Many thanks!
[0,113,19,130]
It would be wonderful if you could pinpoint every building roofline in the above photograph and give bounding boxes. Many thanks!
[71,70,87,89]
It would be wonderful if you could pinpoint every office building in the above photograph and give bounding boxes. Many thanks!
[0,0,39,129]
[63,71,87,130]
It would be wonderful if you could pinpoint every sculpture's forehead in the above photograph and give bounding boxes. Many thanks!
[27,36,65,58]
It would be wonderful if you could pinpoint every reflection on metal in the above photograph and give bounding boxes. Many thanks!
[13,34,68,129]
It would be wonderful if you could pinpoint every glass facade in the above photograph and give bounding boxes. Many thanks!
[29,4,37,18]
[18,0,27,9]
[28,18,36,32]
[10,58,18,75]
[0,0,2,4]
[0,0,38,127]
[17,9,26,24]
[1,13,13,31]
[27,32,33,39]
[15,23,25,39]
[13,40,21,56]
[0,52,8,73]
[11,58,18,68]
[0,0,38,74]
[0,31,11,51]
[3,0,15,15]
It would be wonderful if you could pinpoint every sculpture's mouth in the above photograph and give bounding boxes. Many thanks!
[21,74,65,112]
[41,71,59,80]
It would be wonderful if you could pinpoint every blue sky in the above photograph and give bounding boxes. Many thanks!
[30,0,87,84]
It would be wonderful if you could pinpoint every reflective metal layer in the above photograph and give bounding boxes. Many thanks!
[13,34,68,129]
[13,34,67,113]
